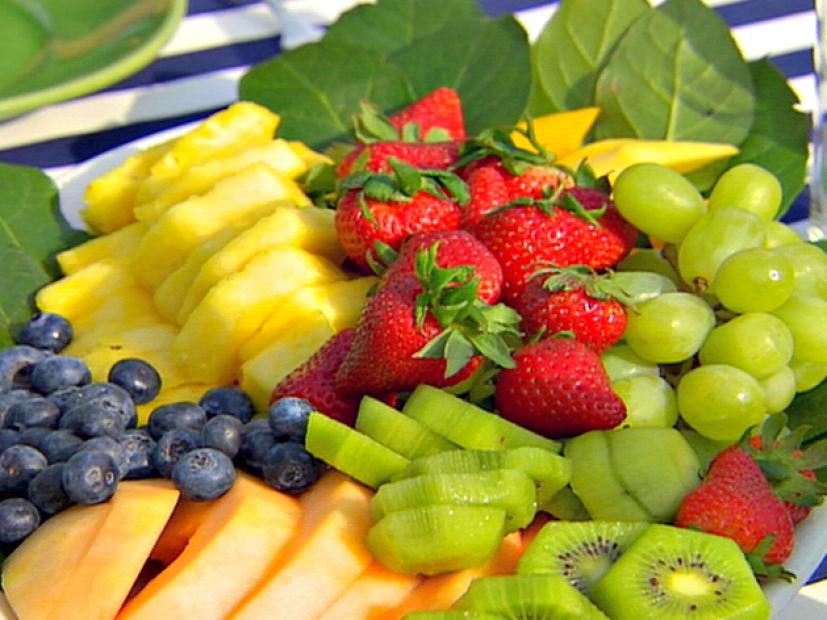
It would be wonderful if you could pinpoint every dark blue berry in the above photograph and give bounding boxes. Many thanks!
[59,404,126,439]
[153,429,201,478]
[62,449,119,504]
[239,420,277,473]
[47,385,83,415]
[78,437,128,480]
[261,442,320,494]
[117,429,157,479]
[30,355,91,395]
[17,312,73,353]
[0,444,48,494]
[268,397,314,442]
[27,464,71,515]
[6,397,60,430]
[0,346,47,392]
[0,498,41,543]
[199,387,255,423]
[171,448,236,500]
[64,383,137,431]
[0,429,19,454]
[17,427,52,449]
[0,390,35,428]
[39,430,84,463]
[148,401,207,440]
[201,415,242,459]
[108,358,161,405]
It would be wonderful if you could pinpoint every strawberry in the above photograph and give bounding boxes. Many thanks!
[335,140,461,177]
[494,337,626,438]
[460,164,510,227]
[387,87,466,141]
[563,187,639,267]
[334,157,467,272]
[514,265,628,352]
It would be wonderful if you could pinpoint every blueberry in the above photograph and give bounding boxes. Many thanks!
[239,420,277,473]
[39,429,84,463]
[153,429,201,478]
[171,448,236,501]
[108,358,162,405]
[148,401,207,441]
[17,427,52,449]
[30,355,91,395]
[201,415,242,459]
[267,397,314,442]
[27,464,71,515]
[0,498,41,544]
[65,383,137,431]
[0,429,19,454]
[62,449,119,504]
[199,386,255,423]
[47,385,83,415]
[78,437,128,480]
[16,312,73,353]
[261,442,320,494]
[0,390,35,428]
[59,404,126,439]
[0,444,48,495]
[6,397,60,430]
[0,346,48,392]
[117,429,157,479]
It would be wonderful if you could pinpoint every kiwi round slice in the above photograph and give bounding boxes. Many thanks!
[590,524,771,619]
[516,521,649,595]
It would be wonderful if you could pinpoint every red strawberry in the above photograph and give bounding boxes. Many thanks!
[460,165,510,227]
[514,265,628,352]
[563,187,639,267]
[494,337,626,438]
[388,87,466,141]
[335,140,461,177]
[502,164,573,202]
[675,445,795,569]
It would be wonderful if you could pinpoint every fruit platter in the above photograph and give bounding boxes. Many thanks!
[0,0,826,618]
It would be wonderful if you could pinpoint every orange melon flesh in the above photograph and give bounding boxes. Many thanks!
[118,473,301,620]
[148,496,214,565]
[318,562,423,620]
[229,471,374,620]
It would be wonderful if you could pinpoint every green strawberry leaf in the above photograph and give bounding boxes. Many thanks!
[444,330,476,377]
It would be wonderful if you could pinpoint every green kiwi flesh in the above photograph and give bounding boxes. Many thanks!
[539,486,590,520]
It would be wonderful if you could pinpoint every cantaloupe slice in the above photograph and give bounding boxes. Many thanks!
[229,471,374,620]
[318,562,423,620]
[0,593,18,620]
[148,497,214,566]
[118,474,301,620]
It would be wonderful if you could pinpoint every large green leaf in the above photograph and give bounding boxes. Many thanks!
[531,0,649,113]
[594,0,754,144]
[788,379,827,443]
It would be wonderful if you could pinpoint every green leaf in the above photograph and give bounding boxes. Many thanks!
[531,0,649,113]
[444,330,476,377]
[788,379,827,443]
[593,0,754,145]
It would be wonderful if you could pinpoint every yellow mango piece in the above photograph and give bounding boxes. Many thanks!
[240,310,335,412]
[239,277,375,362]
[134,139,306,223]
[136,384,211,425]
[177,204,343,323]
[56,222,146,275]
[174,247,344,385]
[81,140,172,234]
[131,164,297,289]
[511,107,600,158]
[288,140,332,168]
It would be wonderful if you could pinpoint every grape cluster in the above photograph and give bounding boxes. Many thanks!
[606,163,827,441]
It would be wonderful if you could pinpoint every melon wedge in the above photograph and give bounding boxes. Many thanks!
[148,497,214,565]
[229,471,374,620]
[119,474,301,620]
[318,562,422,620]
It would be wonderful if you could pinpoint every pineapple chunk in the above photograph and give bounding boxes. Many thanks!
[130,164,297,289]
[81,140,172,234]
[66,299,166,358]
[288,141,332,168]
[177,204,343,323]
[136,384,211,425]
[173,247,344,385]
[239,277,375,362]
[240,310,335,412]
[134,139,307,223]
[57,222,147,275]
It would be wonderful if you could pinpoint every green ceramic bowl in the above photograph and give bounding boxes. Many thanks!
[0,0,187,120]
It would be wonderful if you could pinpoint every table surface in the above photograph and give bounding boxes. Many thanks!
[0,0,823,615]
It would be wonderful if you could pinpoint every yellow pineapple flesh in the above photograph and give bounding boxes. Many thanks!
[57,222,147,275]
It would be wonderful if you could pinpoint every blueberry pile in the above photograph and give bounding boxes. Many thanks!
[0,312,323,547]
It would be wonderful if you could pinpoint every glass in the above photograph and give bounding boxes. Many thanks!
[812,0,827,240]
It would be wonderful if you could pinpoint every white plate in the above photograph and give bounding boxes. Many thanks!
[50,125,827,619]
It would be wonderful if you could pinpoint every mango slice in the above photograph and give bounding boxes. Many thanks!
[511,107,600,158]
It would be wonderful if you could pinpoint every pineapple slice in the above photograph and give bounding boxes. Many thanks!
[173,247,344,385]
[288,141,332,168]
[176,204,343,323]
[57,222,147,275]
[136,384,212,425]
[240,310,335,412]
[134,139,307,223]
[130,164,297,289]
[239,277,375,362]
[66,299,166,358]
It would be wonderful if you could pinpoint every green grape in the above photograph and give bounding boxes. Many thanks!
[771,294,827,364]
[698,313,793,379]
[759,365,796,414]
[790,358,827,392]
[712,248,794,313]
[610,271,677,305]
[623,292,715,363]
[677,207,766,293]
[707,163,782,221]
[612,374,678,428]
[677,364,767,441]
[616,248,681,285]
[772,243,827,299]
[764,221,804,249]
[600,344,660,382]
[612,163,705,243]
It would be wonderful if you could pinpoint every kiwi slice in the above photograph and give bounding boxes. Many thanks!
[355,395,457,459]
[366,504,506,576]
[403,385,560,453]
[590,524,771,620]
[404,612,505,619]
[516,520,649,595]
[371,470,537,531]
[540,486,590,521]
[304,412,409,488]
[453,574,608,619]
